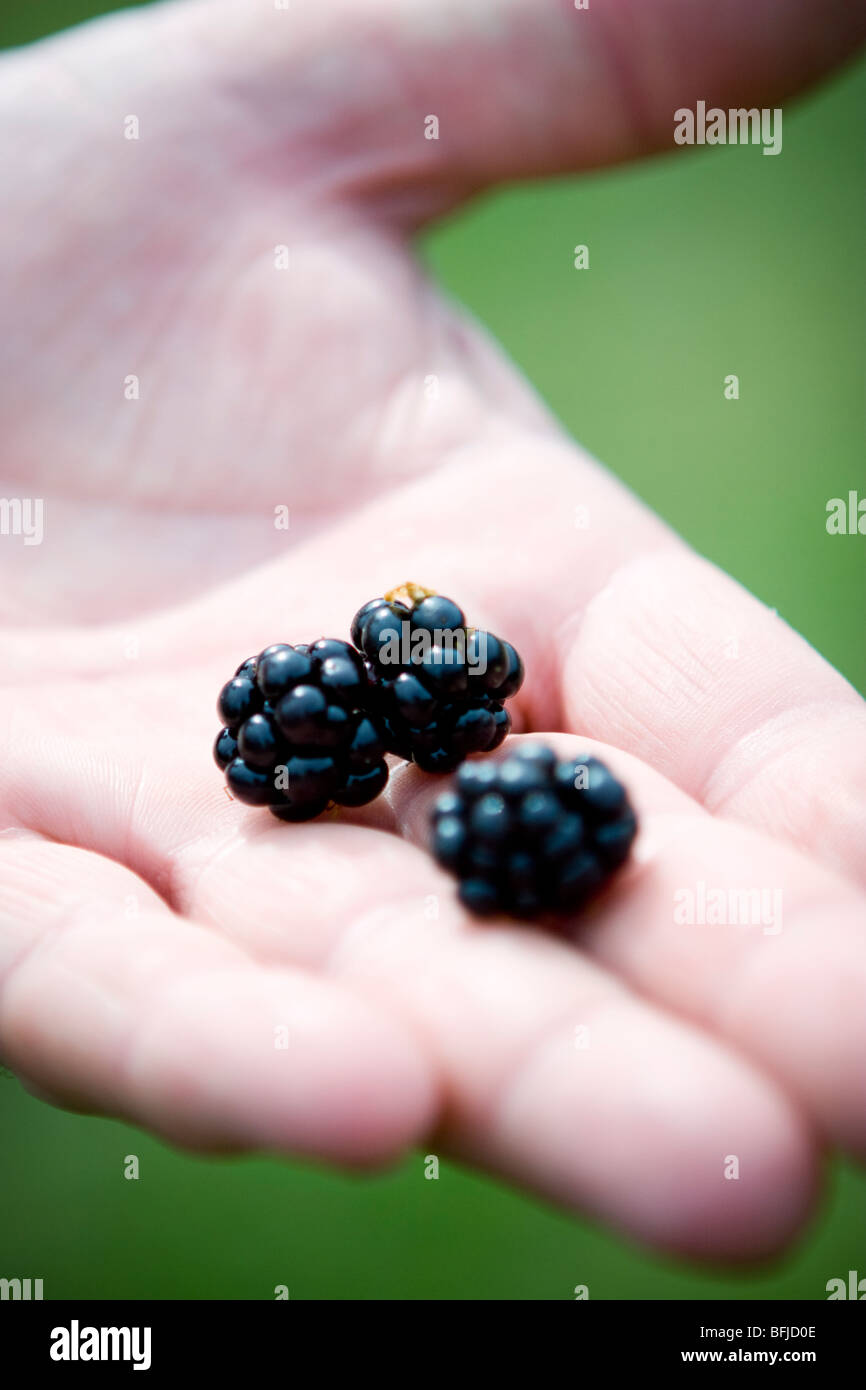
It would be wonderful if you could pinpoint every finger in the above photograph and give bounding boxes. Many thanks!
[0,833,436,1164]
[168,792,817,1258]
[395,735,866,1160]
[554,545,866,888]
[29,0,865,223]
[181,0,866,222]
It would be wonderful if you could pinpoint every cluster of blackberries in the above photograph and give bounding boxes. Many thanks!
[214,640,388,821]
[431,744,638,918]
[213,585,638,918]
[351,588,523,774]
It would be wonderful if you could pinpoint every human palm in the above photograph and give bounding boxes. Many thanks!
[1,0,864,1258]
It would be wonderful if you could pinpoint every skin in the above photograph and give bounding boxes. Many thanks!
[0,0,864,1261]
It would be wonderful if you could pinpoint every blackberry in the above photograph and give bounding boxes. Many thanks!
[431,744,637,918]
[351,583,524,774]
[214,640,389,821]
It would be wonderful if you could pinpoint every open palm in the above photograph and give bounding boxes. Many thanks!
[1,0,864,1259]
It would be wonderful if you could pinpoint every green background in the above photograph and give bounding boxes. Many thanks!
[1,3,863,1300]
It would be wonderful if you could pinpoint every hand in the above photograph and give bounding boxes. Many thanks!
[1,0,863,1260]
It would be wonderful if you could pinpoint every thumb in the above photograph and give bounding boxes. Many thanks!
[184,0,866,218]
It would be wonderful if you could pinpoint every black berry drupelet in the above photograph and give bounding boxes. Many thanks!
[431,744,637,918]
[351,583,524,774]
[214,640,389,821]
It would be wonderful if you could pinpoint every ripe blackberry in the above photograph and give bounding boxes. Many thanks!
[351,583,524,774]
[214,640,389,821]
[431,744,637,918]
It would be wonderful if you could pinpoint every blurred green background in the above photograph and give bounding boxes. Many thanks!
[1,2,863,1300]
